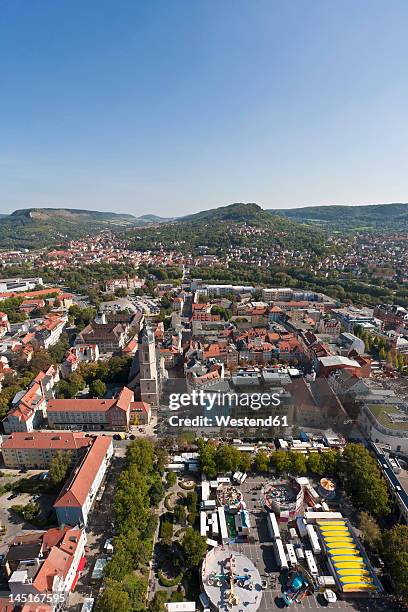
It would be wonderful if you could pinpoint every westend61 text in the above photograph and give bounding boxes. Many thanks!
[168,415,288,427]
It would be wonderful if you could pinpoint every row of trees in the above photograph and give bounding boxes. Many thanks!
[359,513,408,605]
[198,441,390,518]
[96,440,166,612]
[198,440,339,480]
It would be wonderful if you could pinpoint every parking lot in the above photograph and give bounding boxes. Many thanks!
[0,469,56,555]
[231,477,386,612]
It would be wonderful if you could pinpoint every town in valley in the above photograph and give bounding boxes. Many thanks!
[0,202,407,612]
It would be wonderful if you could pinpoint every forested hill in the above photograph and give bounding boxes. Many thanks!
[268,202,408,231]
[0,208,170,248]
[126,202,327,256]
[180,202,266,223]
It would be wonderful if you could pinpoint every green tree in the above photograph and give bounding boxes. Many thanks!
[89,378,107,398]
[155,447,169,475]
[48,334,69,363]
[29,349,53,375]
[270,449,291,474]
[149,477,165,506]
[382,524,408,604]
[358,511,381,551]
[254,450,270,473]
[306,452,323,475]
[186,490,198,513]
[96,580,131,612]
[174,504,186,526]
[320,450,339,475]
[340,444,389,517]
[149,592,168,612]
[49,451,72,489]
[288,451,307,475]
[126,439,155,474]
[122,574,147,612]
[215,444,240,473]
[181,528,207,566]
[160,520,173,545]
[238,452,252,473]
[166,471,177,488]
[199,443,217,478]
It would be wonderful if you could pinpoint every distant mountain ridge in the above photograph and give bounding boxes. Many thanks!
[0,201,406,249]
[268,202,408,230]
[0,207,171,248]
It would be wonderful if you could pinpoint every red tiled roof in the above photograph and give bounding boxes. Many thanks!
[48,398,116,413]
[130,401,150,413]
[54,437,112,508]
[2,432,91,451]
[0,288,62,300]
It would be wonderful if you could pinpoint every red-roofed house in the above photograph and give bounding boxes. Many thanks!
[60,344,99,378]
[3,382,46,434]
[3,366,59,434]
[34,314,67,349]
[0,311,10,336]
[130,401,151,425]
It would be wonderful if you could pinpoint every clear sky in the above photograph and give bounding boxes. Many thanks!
[1,0,408,217]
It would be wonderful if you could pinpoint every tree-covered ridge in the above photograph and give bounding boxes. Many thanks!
[0,208,170,248]
[125,202,327,257]
[269,201,408,231]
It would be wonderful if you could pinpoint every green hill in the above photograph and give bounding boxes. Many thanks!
[181,202,266,223]
[0,208,170,248]
[268,202,408,231]
[126,202,326,256]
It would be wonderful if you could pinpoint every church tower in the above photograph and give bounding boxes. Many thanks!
[138,322,160,406]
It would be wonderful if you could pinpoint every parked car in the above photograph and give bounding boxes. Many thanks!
[323,590,337,604]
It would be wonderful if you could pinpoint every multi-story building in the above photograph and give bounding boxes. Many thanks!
[3,383,46,434]
[338,332,365,355]
[75,320,126,354]
[358,402,408,453]
[54,436,113,526]
[332,306,377,332]
[0,277,43,293]
[47,387,133,430]
[34,314,67,349]
[2,366,59,434]
[60,344,99,379]
[0,311,10,336]
[1,431,91,469]
[6,526,86,608]
[373,304,408,330]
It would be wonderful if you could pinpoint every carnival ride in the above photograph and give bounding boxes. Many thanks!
[207,554,256,609]
[282,569,312,606]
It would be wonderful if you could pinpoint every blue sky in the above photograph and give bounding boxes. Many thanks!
[1,0,408,216]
